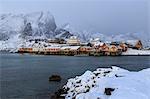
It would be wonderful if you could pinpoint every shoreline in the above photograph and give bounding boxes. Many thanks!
[56,66,150,99]
[1,54,150,99]
[13,52,150,56]
[1,51,150,56]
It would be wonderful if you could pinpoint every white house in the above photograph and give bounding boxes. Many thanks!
[67,36,80,45]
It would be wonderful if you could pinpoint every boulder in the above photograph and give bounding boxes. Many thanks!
[104,88,115,95]
[49,75,61,82]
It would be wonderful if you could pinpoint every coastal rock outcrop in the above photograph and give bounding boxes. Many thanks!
[49,75,62,82]
[59,66,150,99]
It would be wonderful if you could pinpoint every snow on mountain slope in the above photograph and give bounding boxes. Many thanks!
[62,24,149,45]
[54,24,73,39]
[0,12,149,51]
[0,12,71,51]
[0,34,23,52]
[114,32,150,48]
[25,11,57,38]
[76,31,148,46]
[0,11,57,40]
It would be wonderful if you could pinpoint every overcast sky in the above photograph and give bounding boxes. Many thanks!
[0,0,149,37]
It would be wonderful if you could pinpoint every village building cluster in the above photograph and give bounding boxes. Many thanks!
[18,36,143,56]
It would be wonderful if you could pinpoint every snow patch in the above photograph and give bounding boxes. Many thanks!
[123,48,150,55]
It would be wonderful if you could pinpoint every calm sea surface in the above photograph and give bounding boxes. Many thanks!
[0,53,150,99]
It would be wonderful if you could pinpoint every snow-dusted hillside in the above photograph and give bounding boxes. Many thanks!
[0,11,57,40]
[62,66,150,99]
[0,11,73,51]
[0,11,149,51]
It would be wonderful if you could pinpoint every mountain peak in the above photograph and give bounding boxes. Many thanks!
[0,11,57,40]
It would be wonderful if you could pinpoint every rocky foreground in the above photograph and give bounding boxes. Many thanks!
[55,66,150,99]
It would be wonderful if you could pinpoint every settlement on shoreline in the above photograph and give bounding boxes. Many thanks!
[55,66,150,99]
[17,36,150,56]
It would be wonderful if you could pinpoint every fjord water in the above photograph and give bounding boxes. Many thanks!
[0,53,150,99]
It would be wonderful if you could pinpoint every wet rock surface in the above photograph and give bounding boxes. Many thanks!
[51,88,68,99]
[49,75,62,82]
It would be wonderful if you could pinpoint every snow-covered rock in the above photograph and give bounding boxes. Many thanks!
[62,66,150,99]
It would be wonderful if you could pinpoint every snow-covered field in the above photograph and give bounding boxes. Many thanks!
[62,66,150,99]
[123,48,150,55]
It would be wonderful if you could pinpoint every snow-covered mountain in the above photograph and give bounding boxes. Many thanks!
[62,24,149,46]
[77,31,149,46]
[0,11,74,51]
[0,11,75,40]
[0,11,149,51]
[0,11,56,40]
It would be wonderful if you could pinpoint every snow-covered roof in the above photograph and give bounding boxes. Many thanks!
[60,46,80,50]
[126,40,139,46]
[90,37,100,41]
[46,46,61,49]
[94,38,100,41]
[80,46,92,48]
[80,42,88,45]
[94,42,105,46]
[70,36,78,39]
[49,43,63,47]
[105,41,112,44]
